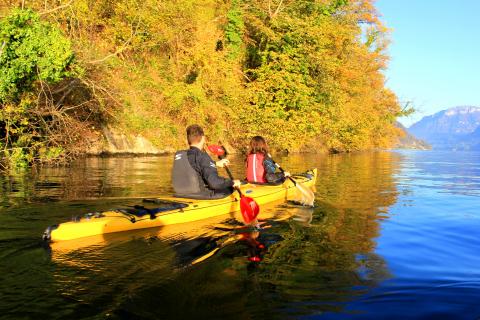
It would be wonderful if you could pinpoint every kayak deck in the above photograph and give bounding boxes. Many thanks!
[44,169,317,242]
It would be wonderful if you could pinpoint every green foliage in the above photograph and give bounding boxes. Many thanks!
[0,9,77,103]
[5,147,28,169]
[0,8,83,168]
[225,0,244,59]
[1,95,36,168]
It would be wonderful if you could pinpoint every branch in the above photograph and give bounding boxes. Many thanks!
[272,0,284,18]
[79,78,121,119]
[51,79,78,95]
[0,41,6,60]
[88,16,139,64]
[40,0,74,16]
[235,68,252,82]
[87,42,132,64]
[54,82,77,108]
[61,99,96,112]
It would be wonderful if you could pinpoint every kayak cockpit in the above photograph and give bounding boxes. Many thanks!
[117,200,189,218]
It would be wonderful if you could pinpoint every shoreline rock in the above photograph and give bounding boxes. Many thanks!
[86,126,174,156]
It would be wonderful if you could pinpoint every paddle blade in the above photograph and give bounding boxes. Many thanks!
[295,182,315,207]
[240,196,260,223]
[207,145,226,157]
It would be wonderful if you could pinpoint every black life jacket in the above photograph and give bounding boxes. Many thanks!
[171,150,204,195]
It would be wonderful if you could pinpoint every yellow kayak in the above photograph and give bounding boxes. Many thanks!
[43,169,317,243]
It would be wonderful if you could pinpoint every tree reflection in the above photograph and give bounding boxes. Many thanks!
[0,156,174,207]
[0,151,403,319]
[108,152,402,318]
[241,151,402,316]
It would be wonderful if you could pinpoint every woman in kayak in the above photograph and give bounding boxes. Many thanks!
[245,136,290,184]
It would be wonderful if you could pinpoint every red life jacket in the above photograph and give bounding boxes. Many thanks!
[246,153,266,183]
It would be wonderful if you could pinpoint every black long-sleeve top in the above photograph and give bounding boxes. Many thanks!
[187,146,233,191]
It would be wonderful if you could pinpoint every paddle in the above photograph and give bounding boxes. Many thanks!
[207,145,260,224]
[268,155,315,207]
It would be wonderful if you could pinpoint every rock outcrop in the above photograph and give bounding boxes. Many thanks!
[87,126,173,155]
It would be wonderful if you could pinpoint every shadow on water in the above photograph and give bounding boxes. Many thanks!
[0,152,403,319]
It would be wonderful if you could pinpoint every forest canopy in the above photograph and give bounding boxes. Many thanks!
[0,0,407,167]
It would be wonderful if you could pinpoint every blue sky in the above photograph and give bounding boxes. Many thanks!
[375,0,480,127]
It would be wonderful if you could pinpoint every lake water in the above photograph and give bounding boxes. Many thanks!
[0,150,479,319]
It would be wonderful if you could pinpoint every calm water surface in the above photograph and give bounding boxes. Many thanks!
[0,151,479,319]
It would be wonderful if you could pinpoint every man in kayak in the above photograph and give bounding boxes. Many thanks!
[171,124,241,199]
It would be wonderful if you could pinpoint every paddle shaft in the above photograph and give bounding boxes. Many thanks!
[223,165,244,197]
[269,156,315,206]
[269,158,297,186]
[281,168,297,186]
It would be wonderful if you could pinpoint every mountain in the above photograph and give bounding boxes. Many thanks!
[463,126,480,151]
[394,122,430,150]
[408,106,480,150]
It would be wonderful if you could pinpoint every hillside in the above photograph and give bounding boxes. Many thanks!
[408,106,480,150]
[0,1,408,168]
[394,122,430,150]
[462,126,480,151]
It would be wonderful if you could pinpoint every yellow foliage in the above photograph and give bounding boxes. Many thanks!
[1,0,407,162]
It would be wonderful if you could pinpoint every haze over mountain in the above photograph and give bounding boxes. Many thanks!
[408,106,480,150]
[463,126,480,151]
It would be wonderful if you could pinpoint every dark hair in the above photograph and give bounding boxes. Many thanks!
[186,124,204,145]
[248,136,269,155]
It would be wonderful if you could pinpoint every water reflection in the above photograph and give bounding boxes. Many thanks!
[0,152,403,319]
[397,150,480,197]
[0,156,174,208]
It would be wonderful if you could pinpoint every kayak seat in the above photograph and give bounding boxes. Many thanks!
[118,202,188,217]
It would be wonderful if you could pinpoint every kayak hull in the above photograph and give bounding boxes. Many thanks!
[45,169,317,242]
